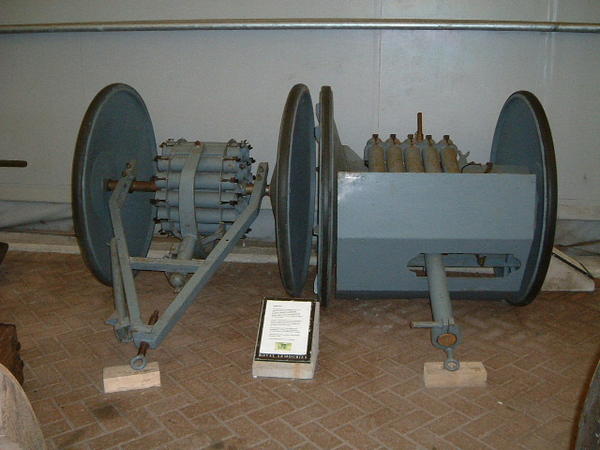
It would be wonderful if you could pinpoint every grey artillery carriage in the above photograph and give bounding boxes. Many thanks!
[72,83,556,373]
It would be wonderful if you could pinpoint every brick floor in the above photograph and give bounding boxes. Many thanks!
[1,251,599,449]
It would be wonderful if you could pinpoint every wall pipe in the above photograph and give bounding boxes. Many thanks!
[1,18,599,34]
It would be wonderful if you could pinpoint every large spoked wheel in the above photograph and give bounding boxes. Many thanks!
[317,86,337,307]
[72,83,157,286]
[271,84,317,297]
[491,91,557,306]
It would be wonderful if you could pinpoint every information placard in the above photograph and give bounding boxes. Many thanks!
[254,298,318,372]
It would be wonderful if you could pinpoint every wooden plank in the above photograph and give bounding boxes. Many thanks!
[424,361,487,388]
[103,361,161,393]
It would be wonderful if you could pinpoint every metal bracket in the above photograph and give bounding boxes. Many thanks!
[107,160,270,365]
[411,253,463,371]
[108,160,149,333]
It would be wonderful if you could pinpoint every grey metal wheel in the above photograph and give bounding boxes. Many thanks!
[271,84,317,297]
[491,91,557,306]
[72,83,157,286]
[316,86,337,307]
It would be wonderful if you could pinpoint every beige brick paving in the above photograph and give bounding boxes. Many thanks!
[1,251,598,449]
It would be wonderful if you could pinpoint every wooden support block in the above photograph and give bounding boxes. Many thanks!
[103,361,161,393]
[424,361,487,388]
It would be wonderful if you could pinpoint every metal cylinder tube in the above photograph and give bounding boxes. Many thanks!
[154,171,247,191]
[156,156,248,173]
[2,19,600,35]
[160,221,227,234]
[155,190,240,208]
[157,207,241,223]
[424,253,454,323]
[106,179,158,192]
[162,142,250,160]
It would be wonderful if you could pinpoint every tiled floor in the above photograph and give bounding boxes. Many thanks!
[1,251,599,449]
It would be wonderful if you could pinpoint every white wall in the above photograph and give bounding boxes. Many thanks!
[0,1,599,220]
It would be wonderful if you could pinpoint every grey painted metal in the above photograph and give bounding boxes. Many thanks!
[72,83,156,286]
[107,162,146,331]
[407,253,520,272]
[271,84,316,297]
[178,145,204,239]
[106,160,267,360]
[129,257,204,273]
[156,207,240,223]
[133,163,269,348]
[424,254,453,322]
[175,236,197,261]
[109,239,131,343]
[155,190,239,208]
[73,83,267,369]
[491,91,557,305]
[156,138,252,244]
[168,235,198,288]
[155,172,241,192]
[336,173,536,298]
[2,18,600,34]
[462,164,530,174]
[161,140,250,158]
[156,156,246,173]
[316,86,337,307]
[159,221,228,234]
[422,254,461,371]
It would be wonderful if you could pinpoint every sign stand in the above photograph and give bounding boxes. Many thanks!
[252,298,319,379]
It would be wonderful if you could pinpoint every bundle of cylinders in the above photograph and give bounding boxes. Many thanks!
[364,113,462,174]
[154,138,254,236]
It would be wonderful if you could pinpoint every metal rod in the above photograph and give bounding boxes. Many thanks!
[108,162,145,330]
[424,253,453,323]
[106,179,157,192]
[416,112,424,142]
[130,310,159,370]
[110,239,129,328]
[133,162,269,348]
[129,256,204,273]
[1,18,599,34]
